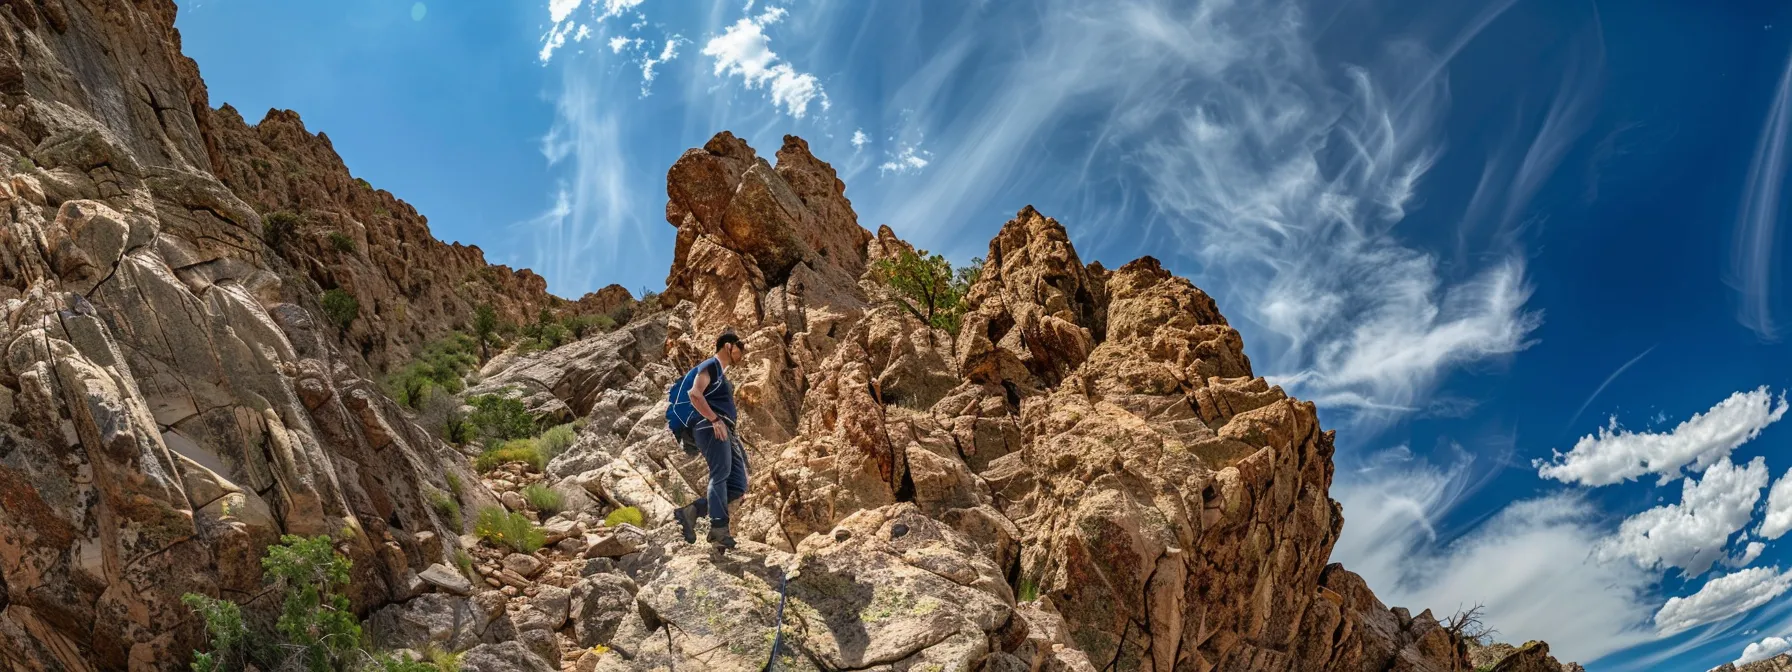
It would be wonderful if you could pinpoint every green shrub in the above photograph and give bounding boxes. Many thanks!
[387,333,480,409]
[328,231,357,254]
[538,423,577,461]
[604,506,644,528]
[521,484,563,517]
[14,154,34,172]
[319,289,359,333]
[475,507,545,554]
[870,248,982,336]
[472,304,500,361]
[465,393,534,442]
[369,651,438,672]
[422,645,463,672]
[181,592,246,672]
[373,206,390,217]
[563,314,616,339]
[355,177,372,189]
[263,211,300,252]
[445,472,464,498]
[427,488,462,531]
[453,549,474,580]
[183,534,366,672]
[1018,578,1040,602]
[475,438,543,473]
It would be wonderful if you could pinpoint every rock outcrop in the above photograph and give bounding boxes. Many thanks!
[1716,653,1792,672]
[514,132,1504,671]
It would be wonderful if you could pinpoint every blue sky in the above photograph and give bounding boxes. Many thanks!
[174,0,1792,668]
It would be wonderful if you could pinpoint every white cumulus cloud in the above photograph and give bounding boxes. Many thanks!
[1655,566,1792,636]
[1764,466,1792,540]
[1728,542,1768,569]
[852,129,868,150]
[548,0,583,23]
[701,7,828,118]
[1535,387,1788,487]
[1739,635,1792,665]
[597,0,645,20]
[879,145,931,175]
[1599,457,1769,577]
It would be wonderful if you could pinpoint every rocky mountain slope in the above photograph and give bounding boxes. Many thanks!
[0,1,1576,671]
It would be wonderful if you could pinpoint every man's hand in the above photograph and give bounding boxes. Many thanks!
[711,420,729,441]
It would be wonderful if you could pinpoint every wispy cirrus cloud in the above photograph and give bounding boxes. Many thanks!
[1728,44,1792,342]
[863,0,1602,429]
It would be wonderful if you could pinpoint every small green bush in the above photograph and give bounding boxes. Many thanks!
[445,472,464,498]
[1018,579,1040,602]
[521,484,563,517]
[319,289,359,333]
[387,333,479,409]
[422,645,463,672]
[604,506,644,528]
[263,211,300,252]
[453,549,474,580]
[427,488,461,531]
[183,534,367,672]
[475,507,545,554]
[181,592,246,672]
[538,423,577,461]
[466,393,534,442]
[475,438,543,473]
[328,231,357,254]
[355,177,372,189]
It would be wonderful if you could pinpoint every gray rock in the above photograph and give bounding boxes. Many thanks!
[364,592,514,653]
[503,552,545,577]
[572,574,639,647]
[460,641,557,672]
[517,628,563,668]
[419,563,473,596]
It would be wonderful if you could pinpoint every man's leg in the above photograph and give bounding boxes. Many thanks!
[672,427,708,543]
[694,422,737,548]
[725,433,749,506]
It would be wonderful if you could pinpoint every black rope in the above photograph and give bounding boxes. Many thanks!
[762,568,791,671]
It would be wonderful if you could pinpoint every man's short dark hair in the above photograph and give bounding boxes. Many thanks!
[716,331,744,353]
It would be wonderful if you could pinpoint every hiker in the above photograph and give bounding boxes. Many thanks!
[666,331,749,549]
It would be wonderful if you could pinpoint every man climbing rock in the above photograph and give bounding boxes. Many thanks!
[667,331,749,549]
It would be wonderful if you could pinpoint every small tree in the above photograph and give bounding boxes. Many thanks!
[465,393,534,442]
[1444,603,1498,647]
[181,534,369,672]
[319,289,359,335]
[870,248,983,340]
[472,304,499,361]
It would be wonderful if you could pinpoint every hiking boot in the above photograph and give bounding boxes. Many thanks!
[708,523,738,550]
[674,504,698,544]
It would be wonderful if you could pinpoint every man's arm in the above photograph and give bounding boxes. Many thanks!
[687,369,727,439]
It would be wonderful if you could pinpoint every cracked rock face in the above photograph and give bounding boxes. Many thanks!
[0,1,506,667]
